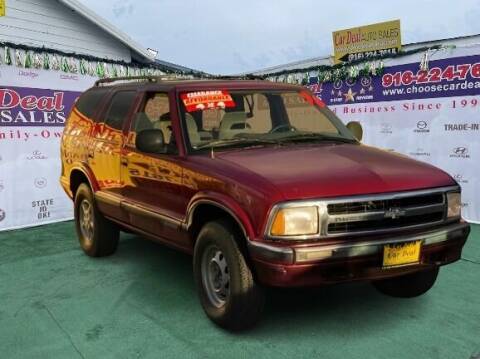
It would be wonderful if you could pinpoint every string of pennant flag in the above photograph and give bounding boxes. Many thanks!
[0,40,455,84]
[0,41,204,78]
[261,44,456,85]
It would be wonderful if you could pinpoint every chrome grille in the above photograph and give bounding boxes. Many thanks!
[325,191,446,236]
[327,193,444,215]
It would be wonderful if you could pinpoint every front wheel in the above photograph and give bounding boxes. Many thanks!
[193,219,265,331]
[372,267,439,298]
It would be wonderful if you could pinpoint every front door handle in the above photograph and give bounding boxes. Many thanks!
[121,158,128,166]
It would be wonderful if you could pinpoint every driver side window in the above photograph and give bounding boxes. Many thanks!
[127,92,177,154]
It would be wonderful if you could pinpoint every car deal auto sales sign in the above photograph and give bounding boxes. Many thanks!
[0,64,94,231]
[0,87,78,126]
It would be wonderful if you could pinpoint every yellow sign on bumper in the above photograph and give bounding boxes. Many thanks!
[383,241,421,268]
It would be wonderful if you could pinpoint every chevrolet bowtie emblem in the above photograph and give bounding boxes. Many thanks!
[384,208,406,219]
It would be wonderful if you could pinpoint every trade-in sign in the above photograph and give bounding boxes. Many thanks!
[332,20,401,64]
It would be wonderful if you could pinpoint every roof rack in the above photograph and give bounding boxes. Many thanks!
[94,76,159,87]
[93,74,267,87]
[215,74,266,81]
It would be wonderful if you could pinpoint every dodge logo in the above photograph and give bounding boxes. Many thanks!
[384,208,406,219]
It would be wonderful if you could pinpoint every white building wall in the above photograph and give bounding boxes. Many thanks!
[0,0,132,62]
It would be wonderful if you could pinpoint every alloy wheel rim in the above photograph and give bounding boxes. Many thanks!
[201,245,230,308]
[79,199,94,242]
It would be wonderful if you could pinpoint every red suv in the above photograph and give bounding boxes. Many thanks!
[60,76,470,330]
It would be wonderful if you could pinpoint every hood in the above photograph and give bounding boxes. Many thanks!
[214,144,455,200]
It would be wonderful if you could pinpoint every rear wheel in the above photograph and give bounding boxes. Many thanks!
[193,219,265,331]
[74,184,119,257]
[373,267,439,298]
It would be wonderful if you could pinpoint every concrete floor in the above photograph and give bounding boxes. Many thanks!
[0,222,479,359]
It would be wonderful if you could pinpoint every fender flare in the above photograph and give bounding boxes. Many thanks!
[69,164,100,194]
[185,192,256,241]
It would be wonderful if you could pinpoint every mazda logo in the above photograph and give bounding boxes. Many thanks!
[453,147,468,155]
[417,121,428,130]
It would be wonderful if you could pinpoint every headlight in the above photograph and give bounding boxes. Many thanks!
[270,206,319,237]
[447,192,461,218]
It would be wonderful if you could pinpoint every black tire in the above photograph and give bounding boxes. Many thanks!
[193,219,265,331]
[373,267,440,298]
[74,183,119,257]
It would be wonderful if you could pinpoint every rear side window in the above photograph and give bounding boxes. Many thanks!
[103,91,137,130]
[76,89,108,119]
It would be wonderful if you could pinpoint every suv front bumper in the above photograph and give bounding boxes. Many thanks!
[248,222,470,287]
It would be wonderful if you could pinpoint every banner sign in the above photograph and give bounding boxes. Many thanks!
[0,65,96,231]
[309,53,480,223]
[309,54,480,105]
[332,20,401,64]
[0,86,80,126]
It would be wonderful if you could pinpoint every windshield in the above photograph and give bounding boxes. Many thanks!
[178,89,357,151]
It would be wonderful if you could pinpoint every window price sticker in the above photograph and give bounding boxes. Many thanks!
[181,91,236,112]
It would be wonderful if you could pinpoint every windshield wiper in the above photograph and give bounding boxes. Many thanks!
[278,133,357,144]
[194,137,281,150]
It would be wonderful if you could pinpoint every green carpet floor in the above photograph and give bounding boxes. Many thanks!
[0,222,479,359]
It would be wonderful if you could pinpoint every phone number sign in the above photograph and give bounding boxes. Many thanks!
[309,54,480,105]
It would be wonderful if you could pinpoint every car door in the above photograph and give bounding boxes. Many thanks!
[120,91,190,248]
[89,90,137,222]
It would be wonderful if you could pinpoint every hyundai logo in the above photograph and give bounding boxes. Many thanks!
[417,121,428,130]
[384,208,406,219]
[453,147,468,155]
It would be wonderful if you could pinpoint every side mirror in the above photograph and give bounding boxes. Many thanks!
[135,129,165,153]
[346,121,363,141]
